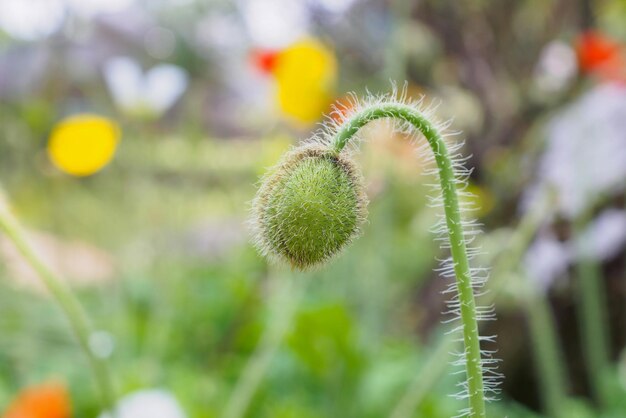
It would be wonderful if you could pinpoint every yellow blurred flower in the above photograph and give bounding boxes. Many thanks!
[47,114,120,177]
[271,38,337,125]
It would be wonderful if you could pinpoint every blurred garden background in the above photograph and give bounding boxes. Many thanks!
[1,0,626,417]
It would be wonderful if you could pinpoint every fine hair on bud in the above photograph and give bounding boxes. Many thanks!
[250,144,368,270]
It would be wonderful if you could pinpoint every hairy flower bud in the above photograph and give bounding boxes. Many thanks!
[251,145,368,269]
[249,87,498,416]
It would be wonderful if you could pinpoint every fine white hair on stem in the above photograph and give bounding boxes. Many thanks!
[308,81,501,412]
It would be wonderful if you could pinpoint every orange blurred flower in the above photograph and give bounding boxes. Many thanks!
[575,30,625,80]
[3,382,71,418]
[329,95,355,124]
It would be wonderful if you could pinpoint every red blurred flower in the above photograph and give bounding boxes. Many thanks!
[250,49,279,75]
[576,30,625,80]
[3,382,71,418]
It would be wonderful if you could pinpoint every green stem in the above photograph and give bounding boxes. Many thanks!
[389,335,452,418]
[522,281,569,418]
[332,103,486,417]
[222,269,303,418]
[389,188,550,418]
[0,198,117,415]
[574,217,612,407]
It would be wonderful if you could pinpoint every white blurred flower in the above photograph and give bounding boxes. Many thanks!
[240,0,309,48]
[573,209,626,261]
[524,210,626,291]
[195,13,246,53]
[527,83,626,219]
[0,0,65,41]
[99,389,186,418]
[533,40,577,93]
[524,232,571,292]
[103,57,188,118]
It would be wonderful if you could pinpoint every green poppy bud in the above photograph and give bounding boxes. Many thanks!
[251,145,368,270]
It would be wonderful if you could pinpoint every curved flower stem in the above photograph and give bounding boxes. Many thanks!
[0,198,117,416]
[332,103,486,417]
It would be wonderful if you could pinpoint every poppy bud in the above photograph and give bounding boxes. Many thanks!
[251,145,367,269]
